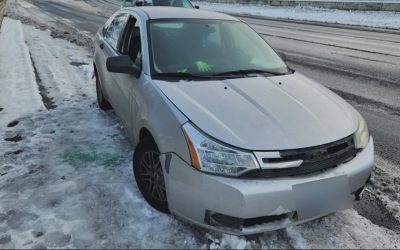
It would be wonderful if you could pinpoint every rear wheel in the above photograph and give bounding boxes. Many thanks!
[133,138,169,213]
[95,71,112,110]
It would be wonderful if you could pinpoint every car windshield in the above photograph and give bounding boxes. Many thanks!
[149,19,289,77]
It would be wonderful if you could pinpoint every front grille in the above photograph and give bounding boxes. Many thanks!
[242,135,358,178]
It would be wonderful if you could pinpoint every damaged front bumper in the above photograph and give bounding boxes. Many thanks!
[160,138,374,235]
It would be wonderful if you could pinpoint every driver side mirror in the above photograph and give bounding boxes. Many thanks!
[194,5,200,9]
[106,55,141,78]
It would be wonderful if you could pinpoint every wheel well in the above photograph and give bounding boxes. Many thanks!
[139,128,154,142]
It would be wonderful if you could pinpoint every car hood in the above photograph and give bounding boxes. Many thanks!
[155,73,359,150]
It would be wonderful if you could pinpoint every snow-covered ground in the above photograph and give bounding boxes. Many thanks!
[0,18,44,129]
[0,17,201,249]
[194,2,400,29]
[1,0,400,248]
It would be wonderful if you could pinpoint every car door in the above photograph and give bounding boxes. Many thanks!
[110,14,143,142]
[101,13,130,124]
[95,16,113,102]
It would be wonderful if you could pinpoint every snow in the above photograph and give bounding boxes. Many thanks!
[0,18,44,129]
[18,1,35,9]
[1,0,400,248]
[203,209,400,249]
[194,2,400,29]
[269,205,292,216]
[369,155,400,221]
[0,20,201,248]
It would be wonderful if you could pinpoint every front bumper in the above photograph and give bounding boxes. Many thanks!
[161,137,374,235]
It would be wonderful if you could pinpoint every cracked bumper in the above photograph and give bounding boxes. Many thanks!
[161,138,374,235]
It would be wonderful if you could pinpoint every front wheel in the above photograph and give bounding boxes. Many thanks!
[133,138,169,213]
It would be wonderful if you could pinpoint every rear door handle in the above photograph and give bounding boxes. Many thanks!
[99,43,104,49]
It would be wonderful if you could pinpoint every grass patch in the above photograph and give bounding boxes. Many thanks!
[0,0,5,28]
[60,148,127,169]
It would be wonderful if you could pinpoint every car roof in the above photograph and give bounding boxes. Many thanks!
[123,6,239,21]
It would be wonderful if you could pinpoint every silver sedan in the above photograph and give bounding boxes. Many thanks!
[93,7,374,235]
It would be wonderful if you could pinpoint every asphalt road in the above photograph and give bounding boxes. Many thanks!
[32,0,108,33]
[243,16,400,167]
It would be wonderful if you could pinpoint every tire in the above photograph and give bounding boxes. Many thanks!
[133,138,169,213]
[95,71,112,110]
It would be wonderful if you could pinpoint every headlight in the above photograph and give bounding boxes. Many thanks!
[354,113,369,149]
[182,123,259,176]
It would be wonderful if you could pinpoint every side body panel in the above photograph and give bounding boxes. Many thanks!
[94,9,191,163]
[133,74,190,163]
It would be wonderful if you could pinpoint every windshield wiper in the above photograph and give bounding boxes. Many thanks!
[152,72,212,79]
[152,69,288,80]
[214,69,287,77]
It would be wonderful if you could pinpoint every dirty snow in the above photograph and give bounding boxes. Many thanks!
[369,156,400,221]
[194,2,400,29]
[205,209,400,249]
[5,0,96,51]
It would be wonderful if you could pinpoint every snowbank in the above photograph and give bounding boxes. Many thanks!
[0,18,44,129]
[194,2,400,29]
